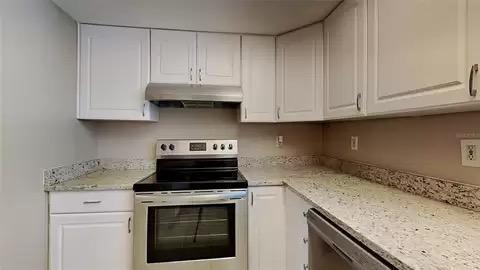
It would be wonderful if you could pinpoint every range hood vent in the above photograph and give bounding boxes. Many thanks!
[145,83,243,108]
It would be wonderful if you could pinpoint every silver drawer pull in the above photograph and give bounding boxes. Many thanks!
[303,237,309,244]
[83,200,102,204]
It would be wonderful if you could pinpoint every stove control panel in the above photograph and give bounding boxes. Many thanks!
[156,140,238,157]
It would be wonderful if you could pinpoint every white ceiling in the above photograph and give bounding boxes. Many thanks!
[51,0,341,35]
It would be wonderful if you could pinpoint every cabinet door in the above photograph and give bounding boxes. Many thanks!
[151,30,196,84]
[49,212,133,270]
[367,0,472,115]
[468,0,480,102]
[248,187,286,270]
[324,0,367,120]
[285,188,312,270]
[78,24,157,121]
[197,33,241,86]
[276,23,324,122]
[241,35,276,122]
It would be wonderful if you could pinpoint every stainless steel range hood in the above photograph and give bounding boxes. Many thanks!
[145,83,243,108]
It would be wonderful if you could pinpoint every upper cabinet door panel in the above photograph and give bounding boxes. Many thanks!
[468,0,480,101]
[151,30,196,84]
[324,0,367,119]
[197,33,241,86]
[78,24,154,120]
[368,0,471,115]
[241,35,276,122]
[276,23,324,122]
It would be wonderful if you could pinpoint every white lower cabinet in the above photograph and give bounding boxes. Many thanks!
[248,186,286,270]
[49,191,134,270]
[285,188,313,270]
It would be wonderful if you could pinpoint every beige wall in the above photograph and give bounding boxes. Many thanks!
[323,112,480,186]
[0,1,97,270]
[93,108,323,159]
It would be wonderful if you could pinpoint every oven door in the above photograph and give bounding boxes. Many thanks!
[134,190,247,270]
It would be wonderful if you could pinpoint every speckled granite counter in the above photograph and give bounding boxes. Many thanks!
[241,166,480,270]
[240,166,328,186]
[45,169,154,192]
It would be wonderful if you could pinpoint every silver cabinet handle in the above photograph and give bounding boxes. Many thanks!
[198,68,202,82]
[469,64,478,97]
[244,107,248,119]
[277,107,280,119]
[303,264,309,270]
[142,102,146,117]
[251,192,254,206]
[189,67,193,82]
[83,200,102,204]
[303,237,309,244]
[128,217,132,234]
[356,93,362,111]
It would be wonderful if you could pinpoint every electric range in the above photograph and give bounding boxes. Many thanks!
[133,140,247,270]
[133,139,247,191]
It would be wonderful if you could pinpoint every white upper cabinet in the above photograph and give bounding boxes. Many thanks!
[241,35,276,122]
[78,24,158,121]
[151,30,197,84]
[324,0,367,120]
[367,0,472,115]
[276,23,324,122]
[197,33,241,86]
[468,0,480,102]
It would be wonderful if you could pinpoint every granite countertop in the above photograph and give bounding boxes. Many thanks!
[240,166,332,186]
[45,169,155,192]
[240,166,480,270]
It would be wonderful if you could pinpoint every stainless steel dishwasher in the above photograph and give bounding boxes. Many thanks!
[307,209,395,270]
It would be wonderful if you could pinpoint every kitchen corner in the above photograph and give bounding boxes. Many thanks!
[240,156,480,270]
[4,1,480,270]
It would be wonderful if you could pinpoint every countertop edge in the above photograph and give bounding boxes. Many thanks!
[44,170,155,192]
[283,182,411,270]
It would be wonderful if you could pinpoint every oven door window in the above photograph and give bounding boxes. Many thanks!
[147,203,236,263]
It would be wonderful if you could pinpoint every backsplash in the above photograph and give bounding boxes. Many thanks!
[43,159,100,187]
[319,156,480,212]
[100,158,156,170]
[92,108,323,159]
[239,155,321,168]
[322,111,480,186]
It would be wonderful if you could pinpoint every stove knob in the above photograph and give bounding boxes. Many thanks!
[228,144,233,150]
[160,144,167,151]
[169,144,175,151]
[213,144,218,150]
[220,144,225,150]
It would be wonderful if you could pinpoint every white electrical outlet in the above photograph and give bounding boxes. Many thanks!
[276,135,284,147]
[351,136,359,151]
[461,140,480,167]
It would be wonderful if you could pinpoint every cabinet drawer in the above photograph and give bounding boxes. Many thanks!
[50,190,134,214]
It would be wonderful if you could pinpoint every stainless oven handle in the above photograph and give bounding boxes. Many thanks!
[136,192,247,205]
